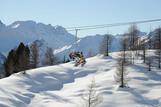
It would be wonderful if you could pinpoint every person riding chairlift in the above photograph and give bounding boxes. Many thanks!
[69,51,86,66]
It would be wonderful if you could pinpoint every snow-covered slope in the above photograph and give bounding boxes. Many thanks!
[0,51,161,107]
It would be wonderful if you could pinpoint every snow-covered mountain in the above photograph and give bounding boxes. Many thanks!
[0,20,147,62]
[0,20,121,63]
[0,20,75,54]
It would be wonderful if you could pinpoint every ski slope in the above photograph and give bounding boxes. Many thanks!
[0,52,161,107]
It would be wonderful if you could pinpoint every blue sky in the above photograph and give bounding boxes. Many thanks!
[1,0,161,37]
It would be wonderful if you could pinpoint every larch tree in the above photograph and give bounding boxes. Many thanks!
[81,78,103,107]
[44,47,55,66]
[128,24,139,64]
[142,41,146,63]
[155,27,161,69]
[100,34,112,56]
[30,42,39,68]
[114,37,130,88]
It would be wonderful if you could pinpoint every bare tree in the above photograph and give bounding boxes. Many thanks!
[156,49,161,69]
[155,27,161,69]
[139,38,147,63]
[128,24,139,50]
[128,24,139,64]
[114,38,130,88]
[44,47,55,65]
[30,42,39,68]
[142,43,146,63]
[82,78,103,107]
[145,32,154,71]
[146,56,152,71]
[100,34,112,56]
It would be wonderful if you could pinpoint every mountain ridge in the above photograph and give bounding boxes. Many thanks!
[0,20,148,62]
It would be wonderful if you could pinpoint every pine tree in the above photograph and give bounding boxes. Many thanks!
[16,42,26,72]
[22,46,30,74]
[4,42,30,76]
[4,50,15,76]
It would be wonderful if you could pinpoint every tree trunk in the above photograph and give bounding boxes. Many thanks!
[143,48,146,63]
[121,62,124,87]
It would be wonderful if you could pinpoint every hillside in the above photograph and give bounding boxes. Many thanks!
[0,51,161,107]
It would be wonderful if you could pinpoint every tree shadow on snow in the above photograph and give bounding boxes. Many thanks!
[132,64,161,82]
[126,88,160,107]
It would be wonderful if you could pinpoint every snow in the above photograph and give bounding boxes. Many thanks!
[11,23,20,29]
[0,51,161,107]
[54,45,72,55]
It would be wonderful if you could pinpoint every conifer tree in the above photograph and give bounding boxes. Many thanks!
[4,50,15,76]
[4,42,30,76]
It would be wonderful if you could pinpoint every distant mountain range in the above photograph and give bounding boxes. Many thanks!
[0,20,75,53]
[0,20,148,73]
